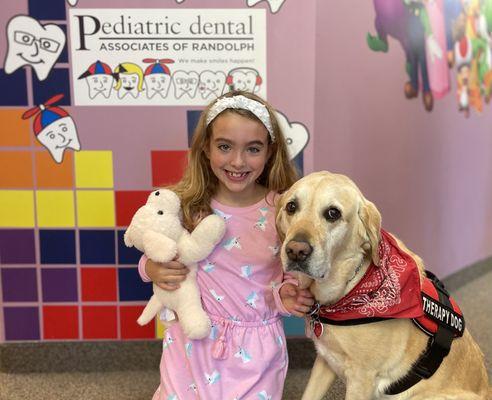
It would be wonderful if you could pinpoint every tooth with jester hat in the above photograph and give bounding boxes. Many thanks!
[22,94,81,164]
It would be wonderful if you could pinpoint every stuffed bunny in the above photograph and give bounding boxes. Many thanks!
[124,189,225,339]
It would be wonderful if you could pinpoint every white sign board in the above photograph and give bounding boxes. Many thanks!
[69,9,266,106]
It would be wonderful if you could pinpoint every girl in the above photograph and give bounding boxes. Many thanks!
[138,90,313,399]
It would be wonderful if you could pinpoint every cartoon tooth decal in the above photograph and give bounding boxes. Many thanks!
[198,70,226,99]
[226,67,263,93]
[22,94,80,164]
[172,70,199,99]
[67,0,79,5]
[143,58,174,99]
[114,63,144,99]
[78,60,116,99]
[234,347,252,363]
[246,291,259,308]
[247,0,286,13]
[205,369,220,385]
[274,110,309,160]
[4,15,66,81]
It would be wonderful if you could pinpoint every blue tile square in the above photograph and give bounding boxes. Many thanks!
[118,267,152,301]
[41,268,78,302]
[0,69,28,106]
[117,230,142,265]
[79,230,115,264]
[282,316,305,336]
[1,268,38,302]
[57,24,68,64]
[293,152,304,176]
[40,229,76,264]
[29,0,66,20]
[186,110,202,147]
[33,68,71,106]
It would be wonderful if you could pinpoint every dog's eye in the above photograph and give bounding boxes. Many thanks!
[157,210,163,215]
[324,207,341,222]
[285,201,297,215]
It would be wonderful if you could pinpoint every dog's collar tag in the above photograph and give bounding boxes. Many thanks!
[312,320,324,337]
[309,302,324,337]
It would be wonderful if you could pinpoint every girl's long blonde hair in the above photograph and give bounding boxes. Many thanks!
[168,90,299,230]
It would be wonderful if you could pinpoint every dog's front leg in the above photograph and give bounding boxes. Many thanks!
[301,355,336,400]
[344,370,377,400]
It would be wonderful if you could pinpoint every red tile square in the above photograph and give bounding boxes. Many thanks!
[81,267,117,302]
[151,150,188,187]
[43,305,79,339]
[82,306,117,339]
[115,191,151,227]
[120,305,155,339]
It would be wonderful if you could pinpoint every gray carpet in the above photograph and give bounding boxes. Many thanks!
[0,262,490,400]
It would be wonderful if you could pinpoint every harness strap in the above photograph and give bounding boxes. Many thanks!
[384,273,454,395]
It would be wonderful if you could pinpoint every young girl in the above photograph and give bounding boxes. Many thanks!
[138,90,313,400]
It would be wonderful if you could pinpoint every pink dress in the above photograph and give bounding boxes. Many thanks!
[139,192,289,400]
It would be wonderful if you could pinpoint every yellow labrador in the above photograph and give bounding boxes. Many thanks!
[276,171,490,400]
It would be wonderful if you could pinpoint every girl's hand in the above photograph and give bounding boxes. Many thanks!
[145,258,189,291]
[279,283,315,318]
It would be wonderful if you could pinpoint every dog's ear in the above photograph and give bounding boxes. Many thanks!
[358,199,382,266]
[275,194,286,243]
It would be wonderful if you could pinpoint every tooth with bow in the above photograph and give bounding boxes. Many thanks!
[4,15,66,81]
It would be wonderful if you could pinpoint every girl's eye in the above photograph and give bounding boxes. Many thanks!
[247,147,260,153]
[218,144,230,151]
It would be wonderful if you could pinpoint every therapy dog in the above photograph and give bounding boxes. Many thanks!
[276,171,490,400]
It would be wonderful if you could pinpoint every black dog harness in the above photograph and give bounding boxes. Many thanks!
[308,271,465,395]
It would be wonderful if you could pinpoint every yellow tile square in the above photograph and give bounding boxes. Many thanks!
[0,190,35,227]
[156,318,166,339]
[76,190,115,227]
[36,191,75,227]
[75,151,114,188]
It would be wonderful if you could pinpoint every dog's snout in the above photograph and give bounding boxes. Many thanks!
[286,239,313,262]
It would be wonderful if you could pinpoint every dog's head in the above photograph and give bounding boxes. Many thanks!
[276,171,381,289]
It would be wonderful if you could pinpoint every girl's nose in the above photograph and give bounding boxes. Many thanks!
[230,151,246,168]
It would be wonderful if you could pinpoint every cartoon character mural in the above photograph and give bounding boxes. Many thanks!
[4,15,66,81]
[142,58,174,99]
[368,0,492,116]
[172,71,200,99]
[114,62,145,99]
[22,94,81,163]
[78,60,117,99]
[198,71,226,100]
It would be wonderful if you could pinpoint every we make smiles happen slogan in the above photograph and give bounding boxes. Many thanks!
[69,9,266,106]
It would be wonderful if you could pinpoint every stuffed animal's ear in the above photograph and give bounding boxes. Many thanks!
[123,230,133,248]
[358,199,381,266]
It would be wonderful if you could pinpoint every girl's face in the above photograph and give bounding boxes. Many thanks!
[207,112,271,205]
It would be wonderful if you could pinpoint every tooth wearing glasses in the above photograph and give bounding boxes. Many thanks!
[4,15,65,81]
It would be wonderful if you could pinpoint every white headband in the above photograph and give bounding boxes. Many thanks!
[205,95,275,142]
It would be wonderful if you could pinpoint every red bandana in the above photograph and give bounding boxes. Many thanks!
[310,229,424,338]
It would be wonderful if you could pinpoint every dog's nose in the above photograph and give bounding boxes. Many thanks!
[286,240,312,262]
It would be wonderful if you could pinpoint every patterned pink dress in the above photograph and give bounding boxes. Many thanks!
[139,192,289,400]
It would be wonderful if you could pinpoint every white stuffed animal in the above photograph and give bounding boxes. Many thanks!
[124,189,226,339]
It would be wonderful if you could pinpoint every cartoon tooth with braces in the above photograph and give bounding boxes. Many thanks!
[172,70,199,99]
[78,60,116,99]
[226,67,263,93]
[22,94,81,164]
[4,15,66,81]
[114,62,144,99]
[143,58,174,99]
[198,70,226,100]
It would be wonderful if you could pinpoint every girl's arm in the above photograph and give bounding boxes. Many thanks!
[138,254,189,290]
